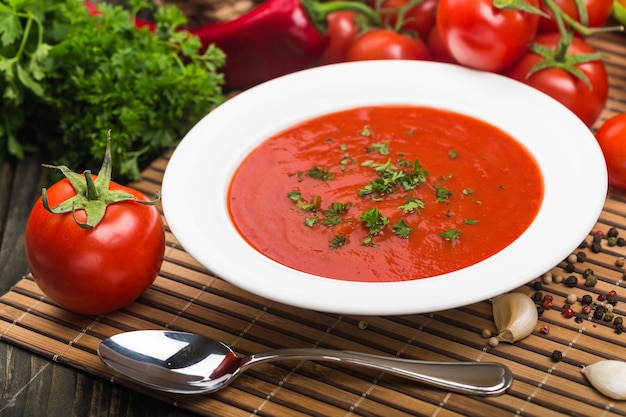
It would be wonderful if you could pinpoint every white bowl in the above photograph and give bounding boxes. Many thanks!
[162,60,607,315]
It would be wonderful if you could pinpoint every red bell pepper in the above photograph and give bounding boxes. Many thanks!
[133,0,380,88]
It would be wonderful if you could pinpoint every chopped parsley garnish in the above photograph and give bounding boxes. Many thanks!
[359,208,389,234]
[308,166,334,180]
[393,219,413,238]
[464,218,479,225]
[439,229,462,242]
[399,199,425,213]
[434,184,452,203]
[329,234,347,249]
[360,125,373,136]
[462,188,475,195]
[366,142,390,155]
[448,150,458,159]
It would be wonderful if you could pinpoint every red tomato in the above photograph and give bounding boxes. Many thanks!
[436,0,540,72]
[379,0,438,40]
[319,11,360,65]
[346,29,431,61]
[504,33,608,127]
[538,0,613,33]
[595,113,626,189]
[427,25,457,63]
[25,174,165,315]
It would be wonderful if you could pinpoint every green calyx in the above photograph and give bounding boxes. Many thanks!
[42,131,159,229]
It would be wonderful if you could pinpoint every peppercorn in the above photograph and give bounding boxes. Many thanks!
[581,294,593,305]
[532,281,543,291]
[604,311,615,322]
[584,274,598,287]
[618,237,626,247]
[608,294,619,306]
[566,254,577,263]
[542,273,553,285]
[566,294,577,305]
[565,275,578,287]
[607,290,617,298]
[582,304,592,315]
[575,316,584,324]
[595,230,605,238]
[564,263,576,273]
[590,241,602,253]
[616,324,624,334]
[532,291,543,302]
[616,257,625,267]
[562,307,575,318]
[576,252,587,262]
[553,275,563,284]
[481,329,492,338]
[583,268,594,277]
[608,227,619,238]
[537,305,545,317]
[551,350,563,362]
[608,237,618,247]
[578,240,588,249]
[488,337,499,347]
[541,324,549,334]
[593,308,605,320]
[543,299,553,310]
[615,317,624,326]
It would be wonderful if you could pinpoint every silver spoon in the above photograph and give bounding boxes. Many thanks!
[98,330,513,396]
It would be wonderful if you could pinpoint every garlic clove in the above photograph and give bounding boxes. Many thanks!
[492,292,538,343]
[582,360,626,400]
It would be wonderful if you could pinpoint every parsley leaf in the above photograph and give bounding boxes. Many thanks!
[393,219,413,238]
[439,228,462,242]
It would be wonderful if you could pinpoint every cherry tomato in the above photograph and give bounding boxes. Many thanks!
[436,0,540,72]
[538,0,613,33]
[427,25,457,63]
[346,28,431,61]
[595,113,626,189]
[25,158,165,315]
[504,33,608,127]
[319,11,360,65]
[379,0,438,40]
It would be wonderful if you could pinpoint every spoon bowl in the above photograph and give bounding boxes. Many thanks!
[98,330,513,396]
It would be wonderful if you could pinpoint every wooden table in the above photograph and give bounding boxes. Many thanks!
[2,31,626,417]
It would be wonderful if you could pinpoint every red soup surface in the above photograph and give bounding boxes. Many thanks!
[228,105,544,282]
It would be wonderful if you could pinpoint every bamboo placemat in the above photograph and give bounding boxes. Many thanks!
[3,32,626,417]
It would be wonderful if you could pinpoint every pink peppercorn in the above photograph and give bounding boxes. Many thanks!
[543,299,553,309]
[562,307,575,318]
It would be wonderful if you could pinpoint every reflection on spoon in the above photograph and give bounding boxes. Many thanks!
[98,330,513,396]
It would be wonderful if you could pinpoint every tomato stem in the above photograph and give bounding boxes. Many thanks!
[84,170,100,200]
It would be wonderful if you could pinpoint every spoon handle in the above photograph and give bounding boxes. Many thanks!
[245,348,512,396]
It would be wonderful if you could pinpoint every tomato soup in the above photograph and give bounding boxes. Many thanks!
[228,106,544,282]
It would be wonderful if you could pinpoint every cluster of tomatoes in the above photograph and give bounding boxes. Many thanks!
[320,0,626,190]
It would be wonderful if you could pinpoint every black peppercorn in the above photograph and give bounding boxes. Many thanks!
[616,325,624,335]
[583,268,594,278]
[590,242,602,253]
[615,317,624,326]
[593,308,605,320]
[593,234,602,244]
[608,227,619,238]
[564,263,576,273]
[618,237,626,247]
[578,240,588,249]
[565,275,578,287]
[576,252,587,262]
[581,294,593,305]
[608,294,619,306]
[532,291,543,302]
[551,350,563,362]
[532,281,543,291]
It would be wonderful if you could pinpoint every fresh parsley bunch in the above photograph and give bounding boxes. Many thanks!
[0,0,225,181]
